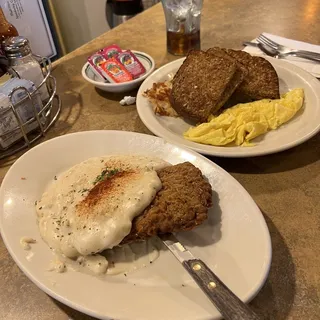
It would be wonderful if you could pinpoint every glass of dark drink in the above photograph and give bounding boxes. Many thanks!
[161,0,203,56]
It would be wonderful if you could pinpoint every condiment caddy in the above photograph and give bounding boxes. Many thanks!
[0,36,61,159]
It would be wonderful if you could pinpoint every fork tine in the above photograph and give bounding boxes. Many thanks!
[257,34,278,49]
[259,34,280,47]
[257,36,276,49]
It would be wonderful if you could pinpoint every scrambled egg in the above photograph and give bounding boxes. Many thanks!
[184,88,304,147]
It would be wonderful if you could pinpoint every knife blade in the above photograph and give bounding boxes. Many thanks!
[159,234,262,320]
[243,41,259,47]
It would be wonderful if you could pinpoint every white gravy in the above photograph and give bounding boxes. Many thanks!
[36,155,168,275]
[59,237,161,276]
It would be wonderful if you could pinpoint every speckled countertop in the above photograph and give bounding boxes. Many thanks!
[1,1,320,319]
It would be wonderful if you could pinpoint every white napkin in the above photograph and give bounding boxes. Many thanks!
[243,33,320,78]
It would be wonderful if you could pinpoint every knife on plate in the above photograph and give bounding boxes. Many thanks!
[159,233,261,320]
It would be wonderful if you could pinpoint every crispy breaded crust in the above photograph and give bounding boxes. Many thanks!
[170,50,237,122]
[121,162,212,244]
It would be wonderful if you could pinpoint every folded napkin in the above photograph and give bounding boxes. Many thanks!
[243,33,320,78]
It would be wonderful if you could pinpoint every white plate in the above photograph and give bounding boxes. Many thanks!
[136,57,320,157]
[0,131,271,320]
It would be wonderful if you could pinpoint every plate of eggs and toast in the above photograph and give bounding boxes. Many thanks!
[137,47,320,157]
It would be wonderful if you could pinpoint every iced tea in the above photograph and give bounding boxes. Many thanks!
[167,30,200,56]
[161,0,203,56]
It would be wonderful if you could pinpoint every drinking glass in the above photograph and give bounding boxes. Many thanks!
[161,0,203,55]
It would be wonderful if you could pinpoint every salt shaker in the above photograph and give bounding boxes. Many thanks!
[2,36,49,101]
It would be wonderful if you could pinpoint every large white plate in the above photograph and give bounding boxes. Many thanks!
[0,131,271,320]
[136,57,320,157]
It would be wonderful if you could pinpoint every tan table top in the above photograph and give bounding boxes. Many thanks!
[1,1,320,319]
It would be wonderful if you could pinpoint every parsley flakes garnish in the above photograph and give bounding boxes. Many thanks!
[93,168,120,185]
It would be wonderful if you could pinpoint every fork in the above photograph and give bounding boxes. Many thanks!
[257,34,320,60]
[257,42,320,63]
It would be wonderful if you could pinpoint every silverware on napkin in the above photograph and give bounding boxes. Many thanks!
[159,233,262,320]
[258,43,320,63]
[257,34,320,59]
[243,41,320,63]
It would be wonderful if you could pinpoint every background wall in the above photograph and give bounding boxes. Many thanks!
[50,0,110,53]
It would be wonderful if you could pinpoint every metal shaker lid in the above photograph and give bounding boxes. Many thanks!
[2,36,32,59]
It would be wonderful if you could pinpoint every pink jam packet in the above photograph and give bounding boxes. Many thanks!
[87,53,107,81]
[100,44,122,59]
[115,50,146,79]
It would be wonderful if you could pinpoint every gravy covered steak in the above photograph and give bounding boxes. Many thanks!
[37,156,212,255]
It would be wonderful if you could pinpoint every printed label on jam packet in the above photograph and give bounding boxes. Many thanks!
[101,44,122,59]
[100,58,133,83]
[87,53,107,80]
[116,50,146,79]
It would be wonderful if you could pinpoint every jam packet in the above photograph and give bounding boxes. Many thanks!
[100,58,133,83]
[101,44,122,59]
[87,53,107,81]
[116,50,146,79]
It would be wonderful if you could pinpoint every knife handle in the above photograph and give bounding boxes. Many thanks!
[291,52,320,63]
[296,50,320,59]
[183,259,262,320]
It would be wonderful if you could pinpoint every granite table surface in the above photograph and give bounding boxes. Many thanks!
[0,0,320,319]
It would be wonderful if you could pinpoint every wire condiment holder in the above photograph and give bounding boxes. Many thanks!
[0,54,61,160]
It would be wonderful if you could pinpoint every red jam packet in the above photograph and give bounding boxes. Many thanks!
[100,58,133,83]
[116,50,146,79]
[100,44,122,59]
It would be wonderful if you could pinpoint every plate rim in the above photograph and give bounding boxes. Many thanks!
[136,57,320,158]
[0,130,272,320]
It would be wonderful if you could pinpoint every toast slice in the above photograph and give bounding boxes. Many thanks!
[170,50,238,122]
[222,49,280,101]
[207,47,248,108]
[121,162,212,244]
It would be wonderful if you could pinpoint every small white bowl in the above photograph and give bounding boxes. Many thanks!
[81,50,155,93]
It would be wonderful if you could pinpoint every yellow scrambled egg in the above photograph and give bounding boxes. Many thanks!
[184,88,304,147]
